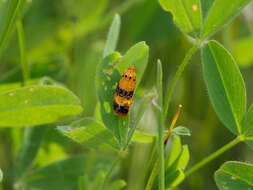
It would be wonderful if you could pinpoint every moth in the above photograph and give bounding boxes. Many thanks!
[113,65,136,117]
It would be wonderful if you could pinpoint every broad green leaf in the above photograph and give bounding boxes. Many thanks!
[159,0,202,37]
[173,126,191,136]
[0,168,2,182]
[15,126,47,179]
[16,155,87,190]
[233,38,253,67]
[103,14,121,58]
[0,86,83,127]
[215,161,253,190]
[0,0,25,52]
[201,0,251,39]
[96,42,149,147]
[202,40,246,134]
[58,118,120,151]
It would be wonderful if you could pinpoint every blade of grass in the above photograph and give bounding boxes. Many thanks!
[156,60,165,190]
[16,18,29,85]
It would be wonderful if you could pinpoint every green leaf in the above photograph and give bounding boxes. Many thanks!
[233,38,253,67]
[202,40,246,134]
[172,126,191,136]
[0,0,25,52]
[159,0,202,37]
[103,14,121,58]
[215,161,253,190]
[96,42,149,147]
[0,86,83,127]
[15,126,47,179]
[201,0,251,39]
[16,155,87,190]
[0,168,2,182]
[58,118,120,151]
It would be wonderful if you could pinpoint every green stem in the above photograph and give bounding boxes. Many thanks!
[101,155,121,190]
[158,113,165,190]
[164,42,201,119]
[185,135,244,177]
[145,160,159,190]
[16,18,29,86]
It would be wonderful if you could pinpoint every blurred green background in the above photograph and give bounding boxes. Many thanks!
[1,0,253,189]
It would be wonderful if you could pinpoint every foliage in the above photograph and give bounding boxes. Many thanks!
[0,0,253,190]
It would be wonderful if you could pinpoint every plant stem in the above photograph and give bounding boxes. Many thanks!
[16,18,29,86]
[185,135,244,177]
[164,42,201,119]
[145,160,159,190]
[101,155,121,190]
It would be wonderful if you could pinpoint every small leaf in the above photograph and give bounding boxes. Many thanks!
[173,126,191,136]
[103,14,121,58]
[0,86,83,127]
[58,118,120,151]
[16,155,87,190]
[215,161,253,190]
[159,0,202,37]
[201,0,251,39]
[202,40,246,135]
